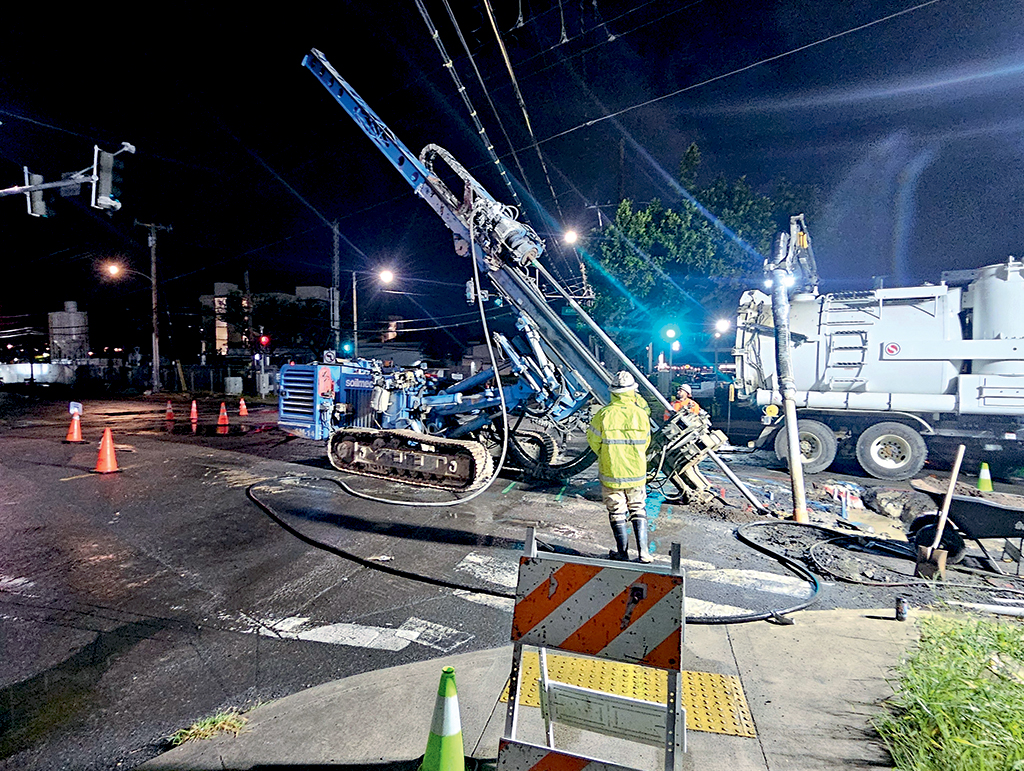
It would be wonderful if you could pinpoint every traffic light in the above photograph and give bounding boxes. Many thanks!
[259,334,271,349]
[23,167,48,217]
[660,323,680,342]
[91,144,130,211]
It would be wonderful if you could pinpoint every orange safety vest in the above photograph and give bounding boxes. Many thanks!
[663,396,700,421]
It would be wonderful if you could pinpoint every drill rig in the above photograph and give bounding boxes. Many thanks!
[277,49,765,511]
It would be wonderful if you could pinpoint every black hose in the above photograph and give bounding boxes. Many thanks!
[247,477,827,625]
[246,480,516,600]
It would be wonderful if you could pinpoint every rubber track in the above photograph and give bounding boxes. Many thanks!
[328,427,494,491]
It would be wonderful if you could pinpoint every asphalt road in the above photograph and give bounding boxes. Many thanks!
[2,392,1022,770]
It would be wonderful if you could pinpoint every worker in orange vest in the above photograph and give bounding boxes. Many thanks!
[663,383,701,421]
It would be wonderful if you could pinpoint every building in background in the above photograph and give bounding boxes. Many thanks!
[48,301,89,363]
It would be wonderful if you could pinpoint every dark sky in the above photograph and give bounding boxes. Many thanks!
[3,0,1023,349]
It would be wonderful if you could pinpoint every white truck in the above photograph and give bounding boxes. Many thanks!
[733,225,1024,481]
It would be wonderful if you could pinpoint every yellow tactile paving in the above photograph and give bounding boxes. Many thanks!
[500,651,756,738]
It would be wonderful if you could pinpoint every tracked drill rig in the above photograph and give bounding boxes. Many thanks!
[277,49,766,512]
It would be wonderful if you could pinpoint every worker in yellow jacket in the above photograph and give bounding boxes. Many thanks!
[587,371,653,562]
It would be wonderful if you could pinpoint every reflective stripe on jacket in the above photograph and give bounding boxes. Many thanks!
[587,391,651,489]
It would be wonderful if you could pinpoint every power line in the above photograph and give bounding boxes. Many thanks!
[541,0,946,146]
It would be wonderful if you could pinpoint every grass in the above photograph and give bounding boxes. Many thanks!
[875,614,1024,771]
[168,708,249,746]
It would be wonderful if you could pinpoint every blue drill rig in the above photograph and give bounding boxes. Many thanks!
[278,49,764,511]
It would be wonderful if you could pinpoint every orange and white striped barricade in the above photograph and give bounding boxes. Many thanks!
[497,737,636,771]
[500,527,686,771]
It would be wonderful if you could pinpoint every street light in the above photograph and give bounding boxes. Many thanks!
[352,269,396,358]
[105,261,160,393]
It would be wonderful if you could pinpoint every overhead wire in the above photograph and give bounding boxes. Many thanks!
[414,0,529,212]
[480,0,565,225]
[539,0,947,146]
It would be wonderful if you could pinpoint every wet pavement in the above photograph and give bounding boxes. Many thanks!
[3,393,1024,769]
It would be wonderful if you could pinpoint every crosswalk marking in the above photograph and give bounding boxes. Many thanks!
[253,615,472,652]
[450,551,812,618]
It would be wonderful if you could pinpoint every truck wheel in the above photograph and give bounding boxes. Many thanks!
[774,419,837,474]
[855,422,927,481]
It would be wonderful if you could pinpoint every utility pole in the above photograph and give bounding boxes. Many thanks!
[135,221,171,393]
[331,222,341,353]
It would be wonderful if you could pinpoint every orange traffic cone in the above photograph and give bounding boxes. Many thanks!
[218,402,229,426]
[63,412,86,444]
[92,428,121,474]
[238,398,248,417]
[190,400,198,422]
[165,400,175,421]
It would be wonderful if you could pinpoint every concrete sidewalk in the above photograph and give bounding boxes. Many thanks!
[140,608,918,771]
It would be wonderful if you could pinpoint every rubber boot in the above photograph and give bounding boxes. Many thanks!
[608,519,630,561]
[632,518,653,563]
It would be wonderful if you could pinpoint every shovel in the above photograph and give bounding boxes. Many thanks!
[915,443,966,580]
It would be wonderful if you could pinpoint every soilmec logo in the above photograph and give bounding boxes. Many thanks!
[884,342,901,356]
[345,377,373,390]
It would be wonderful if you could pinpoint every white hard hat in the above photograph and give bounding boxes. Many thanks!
[678,383,692,395]
[610,370,638,393]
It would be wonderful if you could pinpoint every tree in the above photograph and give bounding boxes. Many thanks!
[584,143,815,357]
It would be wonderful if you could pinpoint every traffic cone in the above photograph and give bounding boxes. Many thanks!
[63,412,86,444]
[92,428,121,474]
[978,462,993,492]
[190,400,198,422]
[218,402,229,426]
[165,400,175,421]
[238,398,248,417]
[419,666,464,771]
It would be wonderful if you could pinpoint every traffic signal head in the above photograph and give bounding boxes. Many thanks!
[24,169,48,217]
[660,323,680,342]
[91,146,126,211]
[259,335,271,348]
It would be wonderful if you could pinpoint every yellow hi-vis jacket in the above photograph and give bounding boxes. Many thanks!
[587,390,651,489]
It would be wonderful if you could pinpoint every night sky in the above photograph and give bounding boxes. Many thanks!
[3,0,1023,352]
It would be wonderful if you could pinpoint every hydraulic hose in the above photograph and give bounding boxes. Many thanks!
[247,478,825,625]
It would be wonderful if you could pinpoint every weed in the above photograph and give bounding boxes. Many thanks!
[875,614,1024,771]
[168,708,248,746]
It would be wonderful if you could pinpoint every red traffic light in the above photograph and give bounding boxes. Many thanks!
[258,335,270,347]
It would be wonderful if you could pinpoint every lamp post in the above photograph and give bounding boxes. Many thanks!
[106,261,160,393]
[352,269,395,358]
[713,318,731,378]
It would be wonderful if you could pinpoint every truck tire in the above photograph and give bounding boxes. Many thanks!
[774,419,837,474]
[855,422,927,481]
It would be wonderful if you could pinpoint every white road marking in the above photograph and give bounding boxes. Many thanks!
[396,617,473,652]
[0,575,34,593]
[258,619,411,650]
[454,552,519,589]
[447,551,814,619]
[689,568,813,598]
[452,589,516,612]
[252,616,472,653]
[685,598,753,617]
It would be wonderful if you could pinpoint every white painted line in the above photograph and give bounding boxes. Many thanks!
[685,598,753,617]
[453,589,515,612]
[0,575,34,593]
[397,617,473,652]
[689,568,813,599]
[256,617,411,651]
[455,551,519,589]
